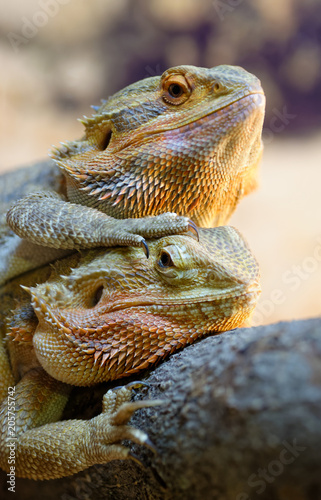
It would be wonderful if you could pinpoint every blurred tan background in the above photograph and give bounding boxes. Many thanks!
[0,0,320,325]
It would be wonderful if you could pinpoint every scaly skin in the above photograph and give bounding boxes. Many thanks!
[6,65,265,260]
[0,227,260,480]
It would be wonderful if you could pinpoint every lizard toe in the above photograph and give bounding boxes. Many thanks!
[111,400,164,426]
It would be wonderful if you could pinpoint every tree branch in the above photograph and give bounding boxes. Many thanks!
[2,319,321,500]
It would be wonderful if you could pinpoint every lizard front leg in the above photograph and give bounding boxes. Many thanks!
[0,370,158,480]
[6,191,197,256]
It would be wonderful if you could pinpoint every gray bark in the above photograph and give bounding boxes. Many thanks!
[1,318,321,500]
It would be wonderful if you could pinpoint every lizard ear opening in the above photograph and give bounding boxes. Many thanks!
[91,285,104,307]
[98,129,112,151]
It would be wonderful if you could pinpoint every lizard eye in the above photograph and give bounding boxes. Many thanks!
[156,244,184,282]
[162,74,191,106]
[158,250,174,268]
[168,83,183,98]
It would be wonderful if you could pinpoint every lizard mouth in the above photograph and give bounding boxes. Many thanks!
[204,91,265,119]
[142,91,265,136]
[95,283,260,312]
[30,283,260,337]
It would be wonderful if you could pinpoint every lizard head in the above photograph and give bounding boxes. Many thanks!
[51,65,265,226]
[29,227,260,386]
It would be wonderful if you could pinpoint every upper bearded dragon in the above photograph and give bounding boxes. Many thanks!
[5,64,265,283]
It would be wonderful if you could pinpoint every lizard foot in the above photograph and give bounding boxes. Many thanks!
[7,191,198,257]
[104,213,198,257]
[1,380,163,479]
[86,382,163,464]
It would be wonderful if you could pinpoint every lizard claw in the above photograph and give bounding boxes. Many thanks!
[128,451,145,467]
[188,220,199,241]
[140,239,150,258]
[144,437,157,454]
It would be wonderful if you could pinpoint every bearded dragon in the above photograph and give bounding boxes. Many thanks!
[6,64,265,279]
[0,227,260,480]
